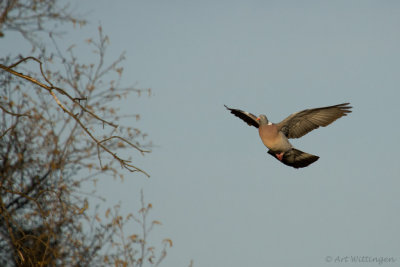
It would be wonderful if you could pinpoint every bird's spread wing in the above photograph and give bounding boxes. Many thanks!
[224,105,259,128]
[277,103,352,139]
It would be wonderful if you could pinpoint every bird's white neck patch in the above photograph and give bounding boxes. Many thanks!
[268,122,272,125]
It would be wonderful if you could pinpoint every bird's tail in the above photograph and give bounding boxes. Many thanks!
[268,148,319,169]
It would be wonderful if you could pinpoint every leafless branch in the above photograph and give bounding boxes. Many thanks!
[0,57,150,177]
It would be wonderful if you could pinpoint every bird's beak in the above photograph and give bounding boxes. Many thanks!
[256,117,260,121]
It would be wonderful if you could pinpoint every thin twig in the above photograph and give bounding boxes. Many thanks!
[0,105,31,118]
[99,136,151,155]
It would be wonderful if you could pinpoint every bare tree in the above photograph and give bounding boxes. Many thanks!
[0,1,172,266]
[0,0,86,48]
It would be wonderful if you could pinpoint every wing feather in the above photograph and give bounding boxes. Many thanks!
[277,103,352,138]
[224,105,259,128]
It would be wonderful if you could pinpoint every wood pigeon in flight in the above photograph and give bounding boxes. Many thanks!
[225,103,352,168]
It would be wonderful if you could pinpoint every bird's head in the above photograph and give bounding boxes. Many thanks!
[256,114,269,125]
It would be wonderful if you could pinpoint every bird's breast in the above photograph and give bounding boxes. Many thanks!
[258,125,292,152]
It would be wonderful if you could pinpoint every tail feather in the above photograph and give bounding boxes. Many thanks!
[268,148,319,168]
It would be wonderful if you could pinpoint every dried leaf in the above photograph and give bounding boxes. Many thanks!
[163,238,173,247]
[129,234,138,241]
[115,67,123,76]
[79,199,89,214]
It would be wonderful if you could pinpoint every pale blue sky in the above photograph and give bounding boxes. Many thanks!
[5,1,400,266]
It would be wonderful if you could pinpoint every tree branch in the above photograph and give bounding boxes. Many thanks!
[0,57,149,177]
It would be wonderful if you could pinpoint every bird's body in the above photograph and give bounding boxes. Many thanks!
[259,124,292,152]
[224,103,352,168]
